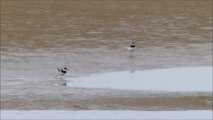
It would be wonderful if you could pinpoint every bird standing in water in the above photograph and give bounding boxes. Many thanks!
[55,66,68,80]
[127,41,136,57]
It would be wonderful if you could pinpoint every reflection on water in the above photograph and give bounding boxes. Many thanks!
[1,0,212,109]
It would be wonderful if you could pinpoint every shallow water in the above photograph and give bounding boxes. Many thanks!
[68,67,212,92]
[1,0,212,110]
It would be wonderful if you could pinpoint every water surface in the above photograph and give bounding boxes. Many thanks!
[68,67,212,92]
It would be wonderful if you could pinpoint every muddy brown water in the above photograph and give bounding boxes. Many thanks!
[1,0,212,110]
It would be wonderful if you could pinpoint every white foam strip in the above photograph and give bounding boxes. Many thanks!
[1,110,212,120]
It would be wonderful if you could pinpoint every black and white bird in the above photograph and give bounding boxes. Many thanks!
[127,41,136,57]
[55,66,68,79]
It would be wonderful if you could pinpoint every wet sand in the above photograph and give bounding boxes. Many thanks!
[1,0,212,110]
[1,87,212,110]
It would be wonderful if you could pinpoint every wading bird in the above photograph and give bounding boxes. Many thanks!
[127,41,136,57]
[55,66,68,80]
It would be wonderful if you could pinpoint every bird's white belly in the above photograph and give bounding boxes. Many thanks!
[127,47,135,52]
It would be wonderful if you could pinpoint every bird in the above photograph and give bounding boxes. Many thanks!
[55,66,68,80]
[127,41,136,57]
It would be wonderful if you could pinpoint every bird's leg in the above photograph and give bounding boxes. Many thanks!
[129,51,134,58]
[55,74,59,79]
[59,76,63,80]
[55,73,63,80]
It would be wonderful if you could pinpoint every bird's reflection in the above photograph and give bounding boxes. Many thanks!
[55,77,67,86]
[130,69,135,78]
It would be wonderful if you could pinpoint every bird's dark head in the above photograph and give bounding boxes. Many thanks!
[131,41,135,44]
[64,67,68,70]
